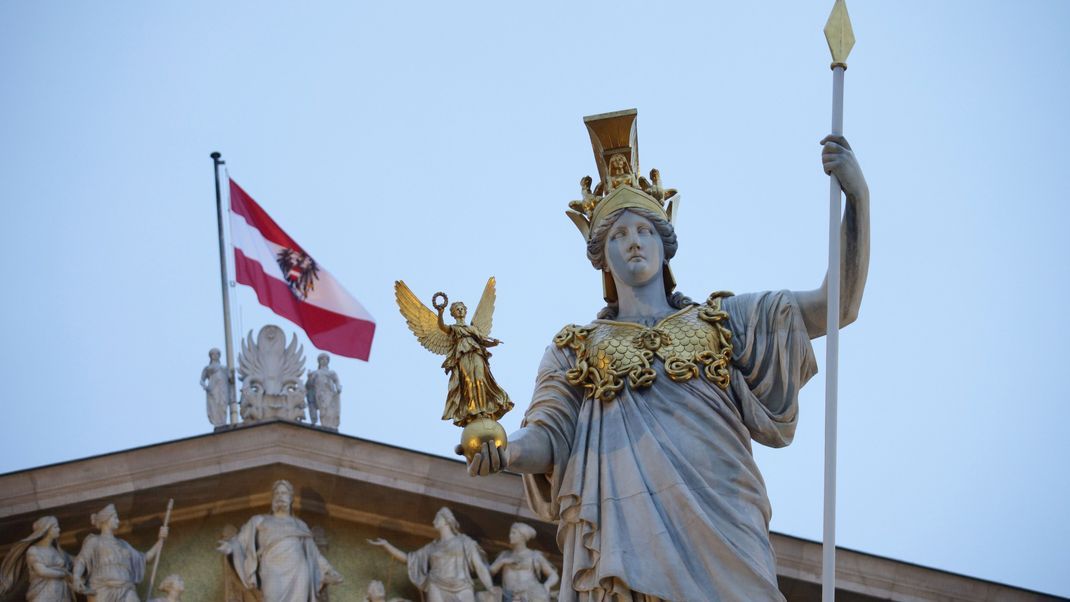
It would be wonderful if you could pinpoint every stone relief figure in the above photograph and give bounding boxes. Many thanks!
[368,507,497,602]
[238,326,307,423]
[201,348,229,427]
[363,580,409,602]
[147,575,184,602]
[305,353,341,430]
[462,110,870,601]
[217,480,342,602]
[72,503,168,602]
[0,516,75,602]
[488,524,558,602]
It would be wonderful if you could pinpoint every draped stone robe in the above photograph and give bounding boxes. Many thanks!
[25,545,75,602]
[522,291,817,602]
[406,534,486,602]
[224,514,331,602]
[72,535,145,602]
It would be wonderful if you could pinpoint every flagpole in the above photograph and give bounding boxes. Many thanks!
[211,152,239,426]
[822,2,854,601]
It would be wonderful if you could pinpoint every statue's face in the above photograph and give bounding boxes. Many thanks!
[48,524,60,538]
[450,303,467,321]
[509,525,522,545]
[318,356,328,368]
[108,515,120,531]
[604,211,664,290]
[209,349,220,361]
[272,489,293,514]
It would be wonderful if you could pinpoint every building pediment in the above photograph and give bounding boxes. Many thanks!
[0,422,1056,601]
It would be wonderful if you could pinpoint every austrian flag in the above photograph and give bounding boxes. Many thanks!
[229,179,375,360]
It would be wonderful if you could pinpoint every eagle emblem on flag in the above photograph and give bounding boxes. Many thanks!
[276,248,319,300]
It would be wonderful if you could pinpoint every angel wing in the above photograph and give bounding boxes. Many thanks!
[395,280,451,355]
[470,276,496,337]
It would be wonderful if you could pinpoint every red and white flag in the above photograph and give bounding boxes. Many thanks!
[229,179,375,360]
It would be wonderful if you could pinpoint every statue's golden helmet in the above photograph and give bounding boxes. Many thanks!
[566,109,680,303]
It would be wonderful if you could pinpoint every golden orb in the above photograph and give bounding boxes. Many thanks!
[460,417,508,463]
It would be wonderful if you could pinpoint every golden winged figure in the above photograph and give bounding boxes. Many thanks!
[395,277,514,430]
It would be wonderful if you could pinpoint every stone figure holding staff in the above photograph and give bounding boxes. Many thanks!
[461,109,870,601]
[72,503,168,602]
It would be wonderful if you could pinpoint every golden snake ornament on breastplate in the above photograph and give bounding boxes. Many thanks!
[553,292,734,402]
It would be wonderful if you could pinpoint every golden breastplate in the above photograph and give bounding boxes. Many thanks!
[553,292,734,402]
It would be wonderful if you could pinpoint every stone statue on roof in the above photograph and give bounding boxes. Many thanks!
[306,353,341,430]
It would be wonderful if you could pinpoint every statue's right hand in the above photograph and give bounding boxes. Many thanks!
[455,442,508,477]
[366,538,388,547]
[216,540,232,555]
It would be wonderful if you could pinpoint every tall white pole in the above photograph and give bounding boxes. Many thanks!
[822,2,854,600]
[822,64,844,602]
[211,152,239,426]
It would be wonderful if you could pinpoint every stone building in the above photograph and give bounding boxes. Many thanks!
[0,421,1058,601]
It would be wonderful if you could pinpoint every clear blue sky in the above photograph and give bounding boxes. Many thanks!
[2,1,1068,597]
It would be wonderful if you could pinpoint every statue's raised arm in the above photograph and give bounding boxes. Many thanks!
[792,134,871,338]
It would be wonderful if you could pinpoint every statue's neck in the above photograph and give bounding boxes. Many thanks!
[611,272,673,322]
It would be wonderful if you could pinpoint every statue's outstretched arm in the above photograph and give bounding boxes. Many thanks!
[367,538,407,563]
[794,135,871,339]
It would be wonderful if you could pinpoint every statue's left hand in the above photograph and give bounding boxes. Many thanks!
[158,526,169,540]
[821,135,867,199]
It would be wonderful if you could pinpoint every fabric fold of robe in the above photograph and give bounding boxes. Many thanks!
[406,534,487,602]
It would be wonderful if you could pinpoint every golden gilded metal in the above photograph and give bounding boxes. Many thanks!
[395,278,513,461]
[554,292,735,402]
[824,0,855,69]
[566,110,679,243]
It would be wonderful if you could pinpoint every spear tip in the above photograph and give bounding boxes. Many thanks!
[824,0,855,69]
